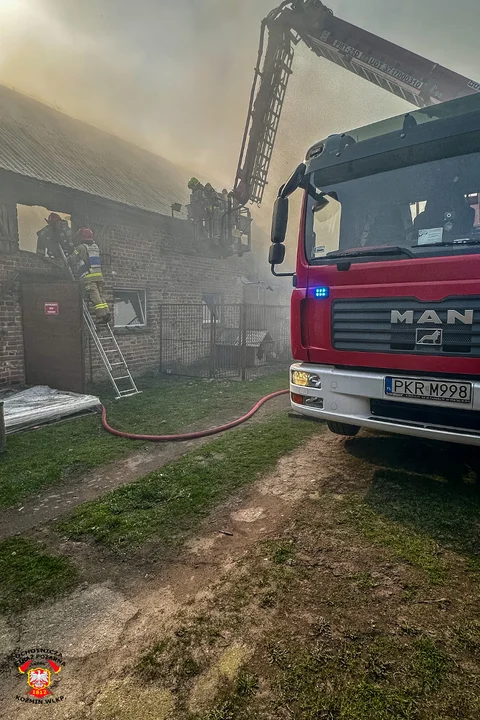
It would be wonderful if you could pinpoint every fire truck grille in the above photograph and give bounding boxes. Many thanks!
[370,399,480,433]
[331,297,480,356]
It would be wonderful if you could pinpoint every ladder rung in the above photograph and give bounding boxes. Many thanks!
[83,301,137,399]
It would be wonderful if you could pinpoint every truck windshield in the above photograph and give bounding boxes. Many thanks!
[305,151,480,263]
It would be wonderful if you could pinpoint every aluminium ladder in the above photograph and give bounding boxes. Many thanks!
[82,302,140,399]
[57,243,140,399]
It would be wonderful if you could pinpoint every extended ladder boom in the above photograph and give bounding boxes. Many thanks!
[234,0,480,206]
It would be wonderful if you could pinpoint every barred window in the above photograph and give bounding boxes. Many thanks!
[114,289,147,327]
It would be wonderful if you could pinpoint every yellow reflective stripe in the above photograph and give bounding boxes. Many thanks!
[94,303,109,309]
[85,272,103,278]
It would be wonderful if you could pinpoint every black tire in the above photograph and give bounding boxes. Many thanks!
[327,421,360,437]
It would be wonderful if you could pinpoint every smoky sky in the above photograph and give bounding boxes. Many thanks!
[0,0,478,241]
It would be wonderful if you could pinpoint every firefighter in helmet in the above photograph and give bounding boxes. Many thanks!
[187,177,206,238]
[36,212,73,258]
[69,227,111,324]
[203,183,222,240]
[188,177,205,202]
[220,189,229,211]
[188,176,201,192]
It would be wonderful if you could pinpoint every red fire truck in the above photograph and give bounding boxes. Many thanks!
[270,94,480,445]
[224,0,480,444]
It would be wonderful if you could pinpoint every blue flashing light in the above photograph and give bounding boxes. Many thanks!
[313,286,330,299]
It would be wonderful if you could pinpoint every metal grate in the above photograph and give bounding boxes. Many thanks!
[371,398,480,433]
[332,297,480,356]
[160,303,291,380]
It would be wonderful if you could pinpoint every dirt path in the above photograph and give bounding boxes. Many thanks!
[0,425,336,717]
[2,429,478,718]
[0,396,288,540]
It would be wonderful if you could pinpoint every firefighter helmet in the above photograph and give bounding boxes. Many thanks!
[188,177,200,190]
[77,227,94,241]
[46,212,62,224]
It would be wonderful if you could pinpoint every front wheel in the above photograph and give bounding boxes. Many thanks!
[327,421,360,437]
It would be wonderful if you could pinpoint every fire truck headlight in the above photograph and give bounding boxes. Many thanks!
[292,371,322,389]
[292,371,309,386]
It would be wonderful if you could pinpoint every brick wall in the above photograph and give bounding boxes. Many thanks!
[85,217,253,383]
[0,247,53,388]
[0,177,257,388]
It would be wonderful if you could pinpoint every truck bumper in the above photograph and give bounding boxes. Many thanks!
[290,363,480,446]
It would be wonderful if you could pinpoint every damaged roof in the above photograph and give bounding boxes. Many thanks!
[0,85,190,216]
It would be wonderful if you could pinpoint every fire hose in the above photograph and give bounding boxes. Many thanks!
[100,389,289,442]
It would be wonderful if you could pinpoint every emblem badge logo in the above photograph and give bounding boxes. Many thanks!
[26,667,52,698]
[416,328,443,346]
[15,648,64,705]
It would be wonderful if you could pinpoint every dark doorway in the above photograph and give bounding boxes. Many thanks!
[21,281,85,393]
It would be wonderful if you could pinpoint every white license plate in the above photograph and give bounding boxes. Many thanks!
[385,377,472,404]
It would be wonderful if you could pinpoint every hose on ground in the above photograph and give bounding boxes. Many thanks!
[100,389,289,442]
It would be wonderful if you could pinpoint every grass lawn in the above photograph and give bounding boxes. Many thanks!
[345,462,480,584]
[129,434,480,720]
[57,413,321,551]
[0,372,288,509]
[0,537,79,615]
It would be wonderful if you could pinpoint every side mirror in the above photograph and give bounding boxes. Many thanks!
[268,243,286,266]
[280,162,306,199]
[271,197,289,244]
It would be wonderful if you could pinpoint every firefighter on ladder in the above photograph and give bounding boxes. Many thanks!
[36,212,73,258]
[69,227,111,325]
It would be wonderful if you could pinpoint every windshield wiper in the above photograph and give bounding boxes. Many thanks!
[419,239,480,248]
[326,245,415,260]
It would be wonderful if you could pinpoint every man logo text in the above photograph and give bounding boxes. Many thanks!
[391,310,474,325]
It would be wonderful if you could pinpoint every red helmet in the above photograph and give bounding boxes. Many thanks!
[47,212,62,224]
[77,227,93,240]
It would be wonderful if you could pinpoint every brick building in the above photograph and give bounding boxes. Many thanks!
[0,85,260,391]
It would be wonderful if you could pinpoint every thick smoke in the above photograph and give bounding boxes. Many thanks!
[0,0,478,261]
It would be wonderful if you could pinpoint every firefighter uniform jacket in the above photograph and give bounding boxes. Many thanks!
[69,242,103,280]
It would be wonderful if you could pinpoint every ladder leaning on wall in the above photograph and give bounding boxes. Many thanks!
[82,303,140,399]
[57,244,140,399]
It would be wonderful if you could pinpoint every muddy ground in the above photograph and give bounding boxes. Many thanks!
[1,425,480,719]
[0,396,287,540]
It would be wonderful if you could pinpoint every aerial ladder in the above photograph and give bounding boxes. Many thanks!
[233,0,480,208]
